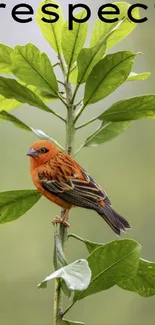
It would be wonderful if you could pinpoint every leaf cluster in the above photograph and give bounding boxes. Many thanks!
[38,233,155,324]
[0,1,155,324]
[0,1,152,149]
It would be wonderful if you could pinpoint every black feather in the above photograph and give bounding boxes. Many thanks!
[97,203,131,235]
[40,171,131,235]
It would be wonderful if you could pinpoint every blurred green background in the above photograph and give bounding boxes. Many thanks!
[0,0,155,324]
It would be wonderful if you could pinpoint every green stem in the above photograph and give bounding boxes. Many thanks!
[62,301,76,318]
[74,143,85,157]
[57,93,68,108]
[75,115,99,130]
[75,98,83,108]
[65,83,75,154]
[53,62,60,68]
[71,83,80,104]
[53,279,63,325]
[50,108,66,122]
[70,63,77,73]
[74,122,104,156]
[57,80,65,86]
[74,103,87,124]
[84,121,105,145]
[48,137,64,152]
[53,56,75,325]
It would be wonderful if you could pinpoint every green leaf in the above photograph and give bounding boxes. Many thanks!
[54,234,68,270]
[0,44,13,74]
[90,2,139,50]
[77,40,106,85]
[70,236,155,298]
[62,321,85,325]
[84,51,135,105]
[0,190,41,223]
[70,20,124,85]
[0,112,64,149]
[77,20,125,85]
[69,233,103,254]
[99,95,155,121]
[84,121,131,147]
[119,258,155,297]
[127,72,151,81]
[21,83,57,103]
[0,77,53,113]
[37,0,64,54]
[38,259,92,291]
[0,112,49,138]
[0,110,31,131]
[33,89,57,102]
[62,10,88,74]
[0,95,20,111]
[70,67,78,85]
[74,239,141,301]
[0,85,57,113]
[11,43,58,96]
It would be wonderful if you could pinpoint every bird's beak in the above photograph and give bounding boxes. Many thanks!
[26,148,38,157]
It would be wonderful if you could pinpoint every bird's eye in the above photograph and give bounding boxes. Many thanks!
[39,147,49,154]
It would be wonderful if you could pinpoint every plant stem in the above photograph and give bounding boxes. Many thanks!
[65,81,75,154]
[71,83,80,104]
[62,301,76,318]
[57,80,65,86]
[49,108,66,122]
[74,121,105,156]
[57,93,68,108]
[75,98,83,108]
[74,143,85,157]
[74,103,87,124]
[53,62,60,67]
[75,115,99,130]
[53,56,75,325]
[53,279,63,325]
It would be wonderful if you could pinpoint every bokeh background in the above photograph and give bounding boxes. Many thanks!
[0,0,155,324]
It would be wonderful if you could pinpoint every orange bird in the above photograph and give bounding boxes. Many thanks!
[27,140,131,235]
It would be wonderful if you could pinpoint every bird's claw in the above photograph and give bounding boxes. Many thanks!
[52,216,70,227]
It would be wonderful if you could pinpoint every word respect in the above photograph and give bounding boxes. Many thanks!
[0,2,148,30]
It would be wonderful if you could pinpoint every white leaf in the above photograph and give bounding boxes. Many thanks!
[38,259,91,291]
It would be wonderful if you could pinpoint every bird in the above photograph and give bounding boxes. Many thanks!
[27,140,131,235]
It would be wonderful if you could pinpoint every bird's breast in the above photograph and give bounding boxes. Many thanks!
[31,168,72,209]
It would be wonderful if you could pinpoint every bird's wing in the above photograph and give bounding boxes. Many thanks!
[39,167,110,210]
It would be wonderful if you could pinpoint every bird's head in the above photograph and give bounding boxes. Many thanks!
[27,140,59,166]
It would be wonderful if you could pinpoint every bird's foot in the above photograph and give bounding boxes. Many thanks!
[52,216,70,228]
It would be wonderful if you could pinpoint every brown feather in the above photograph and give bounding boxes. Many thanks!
[28,140,131,234]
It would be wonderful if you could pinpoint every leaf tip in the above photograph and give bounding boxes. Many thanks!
[38,281,47,289]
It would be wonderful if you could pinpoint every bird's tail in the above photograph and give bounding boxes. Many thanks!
[98,202,131,236]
